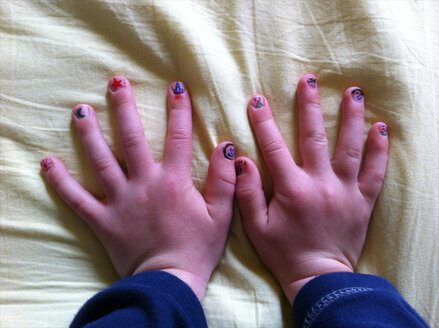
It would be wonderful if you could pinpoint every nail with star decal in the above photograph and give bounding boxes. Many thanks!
[73,105,90,119]
[109,76,127,93]
[40,157,55,174]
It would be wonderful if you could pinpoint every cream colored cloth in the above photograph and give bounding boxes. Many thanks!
[1,0,438,327]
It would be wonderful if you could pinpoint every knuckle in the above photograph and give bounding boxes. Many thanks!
[236,184,261,202]
[113,93,132,108]
[168,128,192,142]
[92,158,114,175]
[262,138,286,157]
[306,101,322,109]
[81,127,99,141]
[345,147,362,161]
[162,176,188,197]
[216,175,236,189]
[306,131,328,146]
[370,173,386,188]
[69,196,95,219]
[120,132,144,150]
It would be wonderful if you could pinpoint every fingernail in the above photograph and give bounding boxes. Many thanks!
[235,160,246,176]
[223,143,235,160]
[171,81,185,99]
[250,95,265,110]
[109,76,127,93]
[73,105,90,119]
[41,158,54,173]
[306,76,317,89]
[379,123,388,136]
[351,88,364,103]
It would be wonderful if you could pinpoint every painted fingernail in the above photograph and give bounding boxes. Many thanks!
[306,76,317,89]
[73,105,90,119]
[109,76,127,93]
[379,123,388,136]
[351,88,364,103]
[250,95,265,110]
[235,160,246,176]
[40,158,54,173]
[223,143,235,160]
[171,81,185,99]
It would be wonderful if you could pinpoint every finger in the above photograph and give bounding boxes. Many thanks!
[297,74,331,174]
[332,87,365,181]
[163,82,193,173]
[108,76,155,179]
[41,156,106,230]
[234,156,268,235]
[358,122,389,204]
[247,94,298,183]
[204,142,236,226]
[72,104,127,198]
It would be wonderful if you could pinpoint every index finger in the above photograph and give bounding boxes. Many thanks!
[162,81,193,173]
[247,94,298,183]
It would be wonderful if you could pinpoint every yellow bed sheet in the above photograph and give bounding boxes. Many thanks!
[1,0,438,327]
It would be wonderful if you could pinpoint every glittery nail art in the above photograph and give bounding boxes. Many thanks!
[74,106,89,119]
[223,143,235,160]
[109,77,126,92]
[379,124,388,136]
[235,160,246,176]
[251,96,264,110]
[351,88,364,103]
[307,77,317,89]
[41,158,54,173]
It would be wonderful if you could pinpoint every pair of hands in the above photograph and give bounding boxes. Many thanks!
[41,75,388,303]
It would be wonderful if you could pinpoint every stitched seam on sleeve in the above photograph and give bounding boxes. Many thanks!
[303,287,373,328]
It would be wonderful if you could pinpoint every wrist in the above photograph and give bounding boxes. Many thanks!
[161,268,209,301]
[282,266,354,304]
[132,263,209,301]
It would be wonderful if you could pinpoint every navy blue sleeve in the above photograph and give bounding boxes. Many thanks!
[292,272,429,328]
[70,270,207,328]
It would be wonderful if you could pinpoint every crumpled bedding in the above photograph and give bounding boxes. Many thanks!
[0,0,438,327]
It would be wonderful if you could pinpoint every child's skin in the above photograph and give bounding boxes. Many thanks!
[41,77,236,300]
[41,74,388,305]
[236,75,388,303]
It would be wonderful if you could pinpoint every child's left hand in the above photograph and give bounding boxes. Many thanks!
[41,77,236,300]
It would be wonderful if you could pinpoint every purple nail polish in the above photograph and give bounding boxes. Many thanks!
[223,143,235,160]
[306,77,317,89]
[351,88,364,103]
[172,81,185,99]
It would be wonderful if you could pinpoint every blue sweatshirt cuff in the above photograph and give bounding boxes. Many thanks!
[292,272,429,328]
[71,270,207,328]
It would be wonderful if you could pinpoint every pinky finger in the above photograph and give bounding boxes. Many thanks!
[41,156,106,228]
[358,123,389,204]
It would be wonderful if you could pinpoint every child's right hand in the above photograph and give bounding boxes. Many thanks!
[235,75,389,304]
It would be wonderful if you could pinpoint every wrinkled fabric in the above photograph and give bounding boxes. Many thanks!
[0,1,438,327]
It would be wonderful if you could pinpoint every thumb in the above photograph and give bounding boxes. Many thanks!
[204,142,236,225]
[234,156,268,236]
